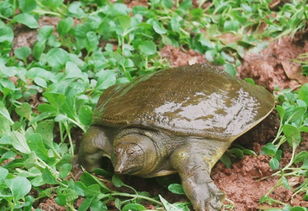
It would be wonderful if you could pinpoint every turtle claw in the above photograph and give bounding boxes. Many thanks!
[188,181,224,211]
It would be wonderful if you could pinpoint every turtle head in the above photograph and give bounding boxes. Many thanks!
[112,133,157,176]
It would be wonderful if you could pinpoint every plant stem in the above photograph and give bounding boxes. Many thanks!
[102,192,163,205]
[33,9,62,17]
[64,122,74,155]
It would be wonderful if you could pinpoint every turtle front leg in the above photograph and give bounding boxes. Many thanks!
[78,126,112,171]
[170,140,229,211]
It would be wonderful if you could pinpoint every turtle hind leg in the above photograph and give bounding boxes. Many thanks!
[78,126,112,171]
[170,140,230,211]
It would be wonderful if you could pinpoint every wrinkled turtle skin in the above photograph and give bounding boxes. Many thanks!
[78,64,275,211]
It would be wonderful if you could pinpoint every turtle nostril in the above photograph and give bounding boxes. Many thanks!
[114,162,125,174]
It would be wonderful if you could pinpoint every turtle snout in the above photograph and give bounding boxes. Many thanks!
[113,144,144,175]
[114,161,126,174]
[114,159,142,175]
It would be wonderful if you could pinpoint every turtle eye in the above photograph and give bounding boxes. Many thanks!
[127,145,142,155]
[127,149,135,155]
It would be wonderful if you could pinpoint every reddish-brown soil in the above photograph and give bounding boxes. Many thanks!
[160,45,206,67]
[123,0,148,8]
[38,197,66,211]
[212,155,276,211]
[238,29,308,91]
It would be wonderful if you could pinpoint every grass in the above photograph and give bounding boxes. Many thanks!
[0,0,307,210]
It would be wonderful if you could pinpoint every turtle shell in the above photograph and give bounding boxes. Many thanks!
[93,64,275,142]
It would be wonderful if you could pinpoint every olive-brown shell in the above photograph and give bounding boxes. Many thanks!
[93,64,275,142]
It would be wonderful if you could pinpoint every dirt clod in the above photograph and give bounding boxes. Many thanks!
[238,30,308,91]
[38,197,66,211]
[212,155,276,211]
[123,0,148,8]
[160,45,206,67]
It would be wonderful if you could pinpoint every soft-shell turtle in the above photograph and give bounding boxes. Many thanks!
[78,64,275,211]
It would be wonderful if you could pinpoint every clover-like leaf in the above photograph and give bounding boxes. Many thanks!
[138,40,157,56]
[13,13,39,29]
[168,183,185,195]
[6,176,32,200]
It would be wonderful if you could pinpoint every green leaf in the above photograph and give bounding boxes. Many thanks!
[220,154,232,168]
[112,175,124,188]
[276,105,285,119]
[0,101,13,124]
[32,41,45,60]
[18,0,36,12]
[0,167,8,181]
[68,1,85,18]
[223,20,240,32]
[27,133,49,161]
[96,70,117,90]
[15,103,32,120]
[57,17,74,35]
[281,176,290,190]
[228,148,244,158]
[35,120,54,145]
[78,105,92,126]
[162,0,173,8]
[180,0,192,9]
[261,143,277,157]
[83,184,101,197]
[34,77,47,88]
[269,158,280,170]
[41,0,63,9]
[122,203,146,211]
[14,46,31,60]
[13,13,39,29]
[170,15,182,32]
[293,151,308,164]
[282,124,301,146]
[138,40,157,56]
[116,15,131,33]
[78,197,94,211]
[42,167,58,185]
[0,135,12,145]
[265,208,282,211]
[86,31,99,52]
[46,48,70,69]
[55,192,68,206]
[168,184,185,195]
[152,20,167,34]
[290,207,307,211]
[37,26,53,42]
[298,84,308,105]
[105,3,129,16]
[5,176,32,200]
[0,21,14,43]
[47,34,61,47]
[159,195,185,211]
[243,149,257,156]
[37,104,57,114]
[65,61,84,79]
[286,107,306,124]
[224,63,236,77]
[0,2,14,18]
[244,78,256,85]
[59,163,72,179]
[11,131,31,154]
[90,199,108,211]
[79,172,110,193]
[205,49,216,62]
